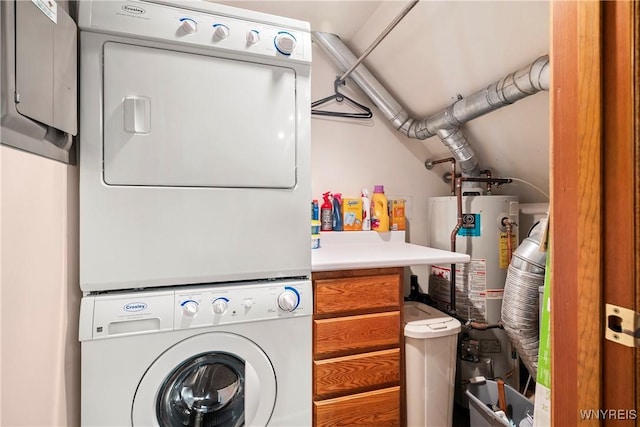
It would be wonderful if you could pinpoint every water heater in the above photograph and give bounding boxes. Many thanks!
[427,195,520,404]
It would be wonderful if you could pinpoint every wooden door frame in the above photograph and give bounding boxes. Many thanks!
[550,0,602,424]
[551,1,637,425]
[602,1,637,425]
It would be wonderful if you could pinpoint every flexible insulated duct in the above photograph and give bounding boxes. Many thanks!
[312,32,550,178]
[501,224,547,378]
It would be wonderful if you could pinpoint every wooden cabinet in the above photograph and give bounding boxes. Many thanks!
[312,268,404,427]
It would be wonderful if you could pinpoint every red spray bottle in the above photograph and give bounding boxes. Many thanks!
[320,192,333,231]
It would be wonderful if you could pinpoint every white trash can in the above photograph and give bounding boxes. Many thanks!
[404,301,461,427]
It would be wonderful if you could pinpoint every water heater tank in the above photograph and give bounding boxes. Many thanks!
[427,195,520,400]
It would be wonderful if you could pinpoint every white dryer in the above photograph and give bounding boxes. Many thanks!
[79,279,311,426]
[78,0,312,292]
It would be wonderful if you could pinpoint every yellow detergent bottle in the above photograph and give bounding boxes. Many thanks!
[371,185,389,232]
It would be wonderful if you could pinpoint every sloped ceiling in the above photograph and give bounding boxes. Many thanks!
[214,1,383,40]
[216,1,550,203]
[348,1,550,202]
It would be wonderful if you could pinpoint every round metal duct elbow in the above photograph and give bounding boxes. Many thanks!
[501,224,547,378]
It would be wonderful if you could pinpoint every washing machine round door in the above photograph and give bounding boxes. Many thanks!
[132,332,276,426]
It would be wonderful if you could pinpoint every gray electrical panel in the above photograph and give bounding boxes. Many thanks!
[1,0,77,164]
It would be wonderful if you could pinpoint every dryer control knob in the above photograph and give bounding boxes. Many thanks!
[181,300,199,316]
[212,298,229,314]
[246,30,260,45]
[180,18,198,35]
[213,24,230,40]
[278,289,300,312]
[274,31,297,55]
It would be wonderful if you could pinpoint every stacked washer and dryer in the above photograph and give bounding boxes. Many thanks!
[77,1,312,425]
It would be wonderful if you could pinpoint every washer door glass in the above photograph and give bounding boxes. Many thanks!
[132,332,276,427]
[157,353,244,427]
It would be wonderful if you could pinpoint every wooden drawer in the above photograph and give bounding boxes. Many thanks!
[314,386,400,427]
[314,348,400,399]
[314,311,400,358]
[314,274,401,315]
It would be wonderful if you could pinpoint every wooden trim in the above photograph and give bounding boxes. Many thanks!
[312,267,404,281]
[551,1,602,424]
[602,1,637,425]
[550,1,579,418]
[636,0,640,416]
[575,1,603,423]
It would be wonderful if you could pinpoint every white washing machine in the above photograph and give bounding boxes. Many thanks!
[80,279,311,426]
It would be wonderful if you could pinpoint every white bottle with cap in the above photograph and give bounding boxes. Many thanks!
[361,188,371,231]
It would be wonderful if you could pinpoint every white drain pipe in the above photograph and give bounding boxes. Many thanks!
[312,32,549,177]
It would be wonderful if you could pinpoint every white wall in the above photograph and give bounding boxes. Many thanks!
[0,0,80,423]
[0,146,80,427]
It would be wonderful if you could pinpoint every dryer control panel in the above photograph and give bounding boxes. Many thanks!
[77,0,312,63]
[79,279,312,341]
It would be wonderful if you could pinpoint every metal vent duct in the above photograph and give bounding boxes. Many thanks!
[501,224,547,378]
[312,32,549,178]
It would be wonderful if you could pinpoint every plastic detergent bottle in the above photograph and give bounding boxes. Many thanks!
[320,192,333,231]
[361,188,371,231]
[332,193,343,231]
[371,185,389,232]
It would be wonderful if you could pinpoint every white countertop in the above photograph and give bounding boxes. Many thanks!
[311,231,470,272]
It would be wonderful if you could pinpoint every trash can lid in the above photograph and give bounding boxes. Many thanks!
[404,301,461,338]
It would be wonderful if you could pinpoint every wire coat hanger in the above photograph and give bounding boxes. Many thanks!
[311,1,419,121]
[311,78,373,119]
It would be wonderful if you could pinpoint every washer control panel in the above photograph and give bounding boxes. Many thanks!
[79,279,312,341]
[78,0,311,63]
[175,280,310,329]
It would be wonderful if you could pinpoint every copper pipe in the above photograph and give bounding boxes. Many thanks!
[479,169,493,194]
[425,157,456,167]
[451,161,457,195]
[425,157,457,195]
[450,177,464,253]
[467,321,504,330]
[505,219,514,263]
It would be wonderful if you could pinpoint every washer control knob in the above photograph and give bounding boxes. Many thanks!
[274,31,297,55]
[246,30,260,45]
[181,300,199,316]
[244,299,253,309]
[213,24,230,40]
[278,287,300,312]
[180,18,198,35]
[212,298,229,314]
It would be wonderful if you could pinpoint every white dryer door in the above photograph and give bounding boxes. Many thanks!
[102,42,297,188]
[132,332,276,427]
